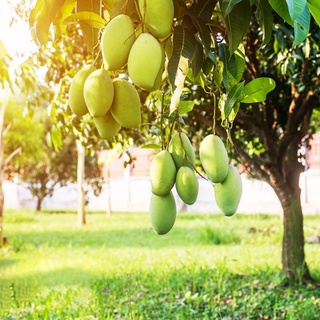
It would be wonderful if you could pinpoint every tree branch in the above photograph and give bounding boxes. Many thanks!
[278,87,319,167]
[4,147,22,167]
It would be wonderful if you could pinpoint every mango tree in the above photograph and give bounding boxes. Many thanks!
[27,0,320,281]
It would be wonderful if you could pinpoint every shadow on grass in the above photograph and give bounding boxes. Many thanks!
[1,261,319,319]
[0,258,19,269]
[91,267,320,319]
[3,224,248,251]
[0,266,97,286]
[0,266,99,317]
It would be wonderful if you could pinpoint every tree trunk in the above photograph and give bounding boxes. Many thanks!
[76,140,86,227]
[282,195,309,281]
[274,186,310,281]
[36,196,43,211]
[270,140,311,281]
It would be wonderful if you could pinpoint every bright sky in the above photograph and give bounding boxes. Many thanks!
[0,0,36,58]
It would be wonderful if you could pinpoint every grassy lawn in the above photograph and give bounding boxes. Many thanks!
[0,210,319,319]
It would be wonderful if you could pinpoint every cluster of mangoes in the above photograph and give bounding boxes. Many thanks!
[68,65,141,139]
[149,132,199,235]
[149,133,243,235]
[199,134,243,217]
[68,0,174,139]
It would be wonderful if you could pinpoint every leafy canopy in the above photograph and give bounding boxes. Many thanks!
[27,0,319,150]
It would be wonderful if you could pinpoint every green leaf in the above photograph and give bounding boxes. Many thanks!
[29,0,44,29]
[178,100,195,115]
[224,82,244,119]
[141,144,161,151]
[189,15,212,55]
[269,0,293,26]
[51,125,63,151]
[255,0,273,46]
[168,25,185,89]
[32,0,65,45]
[188,0,217,55]
[293,4,310,46]
[220,0,243,16]
[286,0,307,21]
[223,0,251,54]
[190,0,218,23]
[181,31,204,77]
[168,25,204,89]
[241,77,276,103]
[170,56,189,114]
[63,11,106,28]
[53,0,77,40]
[218,43,246,90]
[308,0,320,25]
[76,0,102,53]
[109,0,140,21]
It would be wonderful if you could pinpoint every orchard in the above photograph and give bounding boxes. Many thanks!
[27,0,320,280]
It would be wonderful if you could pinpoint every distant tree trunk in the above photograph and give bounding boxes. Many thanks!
[28,178,54,212]
[76,140,86,226]
[0,85,10,247]
[36,196,43,211]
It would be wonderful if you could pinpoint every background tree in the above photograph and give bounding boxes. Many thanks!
[30,22,148,222]
[26,0,320,281]
[186,17,320,281]
[4,101,104,212]
[0,37,44,245]
[15,19,111,224]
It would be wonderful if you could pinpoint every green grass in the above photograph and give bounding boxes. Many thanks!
[0,210,319,319]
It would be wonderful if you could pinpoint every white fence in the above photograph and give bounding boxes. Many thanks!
[3,169,320,214]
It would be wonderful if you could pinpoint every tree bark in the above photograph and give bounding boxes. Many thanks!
[76,140,86,227]
[279,189,309,281]
[36,196,43,211]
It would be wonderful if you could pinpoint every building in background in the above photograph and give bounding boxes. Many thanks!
[3,137,320,214]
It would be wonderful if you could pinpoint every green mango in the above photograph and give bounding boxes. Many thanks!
[127,33,164,91]
[101,14,136,71]
[199,134,229,183]
[176,166,199,205]
[93,112,121,140]
[149,191,176,235]
[68,65,96,116]
[149,150,176,196]
[168,132,195,170]
[214,165,242,217]
[84,69,114,117]
[110,78,141,128]
[138,0,174,40]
